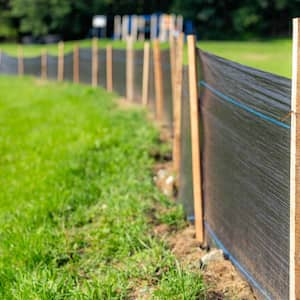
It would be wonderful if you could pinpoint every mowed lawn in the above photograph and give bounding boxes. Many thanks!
[0,76,204,299]
[200,39,292,78]
[0,38,292,77]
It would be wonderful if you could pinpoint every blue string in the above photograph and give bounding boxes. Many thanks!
[199,80,290,130]
[204,221,272,300]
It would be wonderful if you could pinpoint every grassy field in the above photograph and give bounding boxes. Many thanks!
[0,38,292,77]
[0,76,205,299]
[200,39,292,78]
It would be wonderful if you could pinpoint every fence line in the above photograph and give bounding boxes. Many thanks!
[0,28,297,298]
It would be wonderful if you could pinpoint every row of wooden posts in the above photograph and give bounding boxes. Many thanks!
[16,39,113,90]
[15,33,203,254]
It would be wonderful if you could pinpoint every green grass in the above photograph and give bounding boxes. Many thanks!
[0,38,292,77]
[200,39,292,78]
[0,75,205,299]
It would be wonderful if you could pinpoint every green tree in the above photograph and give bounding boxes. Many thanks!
[0,0,16,40]
[171,0,300,39]
[10,0,72,37]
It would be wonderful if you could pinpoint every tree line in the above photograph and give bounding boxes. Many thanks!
[0,0,300,41]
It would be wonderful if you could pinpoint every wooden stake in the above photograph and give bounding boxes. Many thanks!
[92,37,98,87]
[187,35,203,243]
[106,45,113,92]
[153,39,164,121]
[126,37,134,101]
[41,49,47,80]
[73,45,79,83]
[290,17,300,300]
[173,33,184,176]
[57,41,64,81]
[169,36,177,106]
[18,46,24,76]
[142,42,150,106]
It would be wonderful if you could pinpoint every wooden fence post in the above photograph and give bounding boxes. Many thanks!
[153,39,164,122]
[169,36,177,105]
[18,46,24,76]
[73,45,79,83]
[41,49,47,80]
[92,37,98,87]
[173,33,184,176]
[290,17,300,300]
[106,45,113,92]
[57,41,64,82]
[187,35,204,243]
[142,42,150,106]
[126,36,134,101]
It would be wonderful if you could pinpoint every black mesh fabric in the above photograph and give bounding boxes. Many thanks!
[133,49,144,104]
[79,48,92,85]
[198,49,290,299]
[112,49,126,97]
[0,52,18,75]
[178,66,194,219]
[98,49,107,89]
[47,55,58,80]
[23,56,41,77]
[64,52,73,82]
[160,49,173,129]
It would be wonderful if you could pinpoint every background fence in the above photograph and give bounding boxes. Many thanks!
[0,25,299,299]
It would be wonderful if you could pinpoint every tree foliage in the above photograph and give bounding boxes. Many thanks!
[172,0,300,39]
[10,0,72,37]
[0,0,16,40]
[3,0,300,40]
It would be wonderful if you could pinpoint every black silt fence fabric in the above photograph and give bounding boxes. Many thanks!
[178,66,194,219]
[148,50,156,113]
[47,55,58,80]
[198,49,290,299]
[98,49,106,89]
[133,49,144,104]
[23,56,41,77]
[79,48,92,85]
[160,49,173,129]
[64,52,73,82]
[112,49,126,97]
[0,53,18,75]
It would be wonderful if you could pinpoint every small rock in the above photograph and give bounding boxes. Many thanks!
[157,169,167,179]
[166,175,174,185]
[200,249,224,268]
